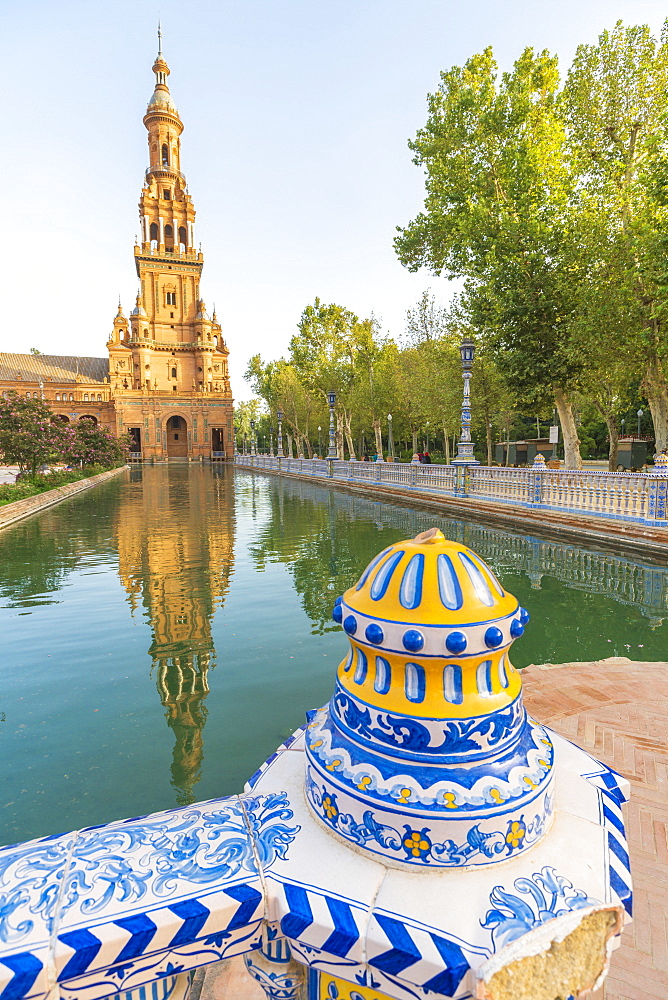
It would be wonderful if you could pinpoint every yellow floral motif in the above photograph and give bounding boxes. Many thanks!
[489,788,505,804]
[402,829,432,858]
[356,776,372,791]
[326,758,342,771]
[506,819,526,849]
[442,792,458,809]
[523,776,536,789]
[397,787,412,804]
[322,795,338,821]
[312,740,323,748]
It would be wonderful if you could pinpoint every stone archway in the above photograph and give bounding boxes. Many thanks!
[166,414,188,457]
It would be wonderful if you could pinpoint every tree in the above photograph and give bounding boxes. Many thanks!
[395,46,585,467]
[562,20,668,452]
[0,393,65,474]
[61,420,130,467]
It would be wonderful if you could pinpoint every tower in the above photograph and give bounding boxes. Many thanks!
[107,31,233,461]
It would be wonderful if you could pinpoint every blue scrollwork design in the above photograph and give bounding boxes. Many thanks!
[333,690,523,756]
[481,866,601,951]
[0,793,299,943]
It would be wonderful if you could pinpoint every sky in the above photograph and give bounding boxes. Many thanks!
[1,0,666,400]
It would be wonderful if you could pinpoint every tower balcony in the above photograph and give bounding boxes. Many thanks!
[136,244,202,263]
[145,165,186,183]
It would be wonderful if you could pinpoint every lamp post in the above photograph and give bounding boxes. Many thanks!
[234,424,239,454]
[425,420,430,454]
[388,413,394,461]
[318,425,322,458]
[621,418,625,438]
[327,391,337,459]
[243,431,247,455]
[452,336,479,465]
[269,425,274,457]
[277,409,284,457]
[637,408,644,438]
[250,419,256,455]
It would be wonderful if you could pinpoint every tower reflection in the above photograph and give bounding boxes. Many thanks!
[116,465,234,804]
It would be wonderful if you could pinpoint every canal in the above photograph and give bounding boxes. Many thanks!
[1,464,667,847]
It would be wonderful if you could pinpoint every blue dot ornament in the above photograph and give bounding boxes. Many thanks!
[484,626,504,648]
[510,619,525,638]
[402,629,424,653]
[332,605,343,624]
[343,615,358,635]
[365,623,384,645]
[445,631,467,654]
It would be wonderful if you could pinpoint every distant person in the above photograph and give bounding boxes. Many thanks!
[418,452,425,464]
[423,451,432,464]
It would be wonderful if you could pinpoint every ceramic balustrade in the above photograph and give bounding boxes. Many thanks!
[234,455,668,527]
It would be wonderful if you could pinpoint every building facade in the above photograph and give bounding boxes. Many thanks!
[0,36,234,462]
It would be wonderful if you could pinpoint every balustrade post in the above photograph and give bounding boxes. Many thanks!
[531,453,546,509]
[327,458,334,479]
[455,464,468,496]
[646,454,668,525]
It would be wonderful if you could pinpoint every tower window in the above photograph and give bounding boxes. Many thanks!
[150,222,158,241]
[164,225,173,237]
[171,367,177,379]
[178,226,187,246]
[55,393,60,401]
[166,292,177,305]
[162,143,169,166]
[163,189,171,200]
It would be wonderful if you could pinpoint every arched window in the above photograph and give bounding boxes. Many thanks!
[97,393,102,401]
[213,335,218,347]
[55,393,61,401]
[178,226,187,246]
[171,367,177,379]
[25,391,30,397]
[162,143,169,166]
[150,222,158,241]
[143,329,148,338]
[69,394,74,401]
[84,393,89,401]
[164,225,173,238]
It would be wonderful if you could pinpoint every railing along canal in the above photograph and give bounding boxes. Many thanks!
[234,454,668,527]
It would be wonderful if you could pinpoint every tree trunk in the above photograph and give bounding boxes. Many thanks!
[504,418,511,466]
[373,419,383,460]
[335,413,344,460]
[286,432,293,458]
[442,423,450,464]
[412,428,418,453]
[554,388,582,469]
[343,411,356,461]
[595,402,619,472]
[644,359,668,454]
[486,420,493,467]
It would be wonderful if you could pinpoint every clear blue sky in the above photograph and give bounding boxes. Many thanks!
[1,0,665,399]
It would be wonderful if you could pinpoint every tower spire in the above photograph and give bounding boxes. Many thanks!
[157,18,163,57]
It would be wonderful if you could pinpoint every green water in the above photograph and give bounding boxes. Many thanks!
[1,464,667,847]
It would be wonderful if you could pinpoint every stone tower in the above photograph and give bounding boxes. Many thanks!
[107,30,233,461]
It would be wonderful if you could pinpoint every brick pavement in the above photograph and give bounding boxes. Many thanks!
[522,656,668,1000]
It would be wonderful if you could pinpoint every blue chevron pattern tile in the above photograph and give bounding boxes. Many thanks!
[0,947,50,1000]
[366,911,477,999]
[274,881,366,965]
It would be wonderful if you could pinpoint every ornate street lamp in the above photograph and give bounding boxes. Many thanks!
[269,425,274,457]
[452,336,479,465]
[327,391,337,459]
[425,420,430,453]
[318,425,322,457]
[637,408,644,438]
[388,413,395,460]
[243,431,247,455]
[277,408,284,457]
[250,419,256,455]
[621,418,625,438]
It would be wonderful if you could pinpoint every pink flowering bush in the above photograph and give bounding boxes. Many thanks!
[0,393,67,474]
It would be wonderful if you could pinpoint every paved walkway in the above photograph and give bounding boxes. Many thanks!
[522,657,668,1000]
[196,657,667,1000]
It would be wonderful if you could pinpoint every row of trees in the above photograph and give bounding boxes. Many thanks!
[242,21,668,470]
[0,394,130,475]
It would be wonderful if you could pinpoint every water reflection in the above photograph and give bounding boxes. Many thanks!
[244,475,668,630]
[116,466,235,804]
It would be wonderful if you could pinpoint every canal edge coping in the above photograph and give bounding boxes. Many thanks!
[0,465,129,531]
